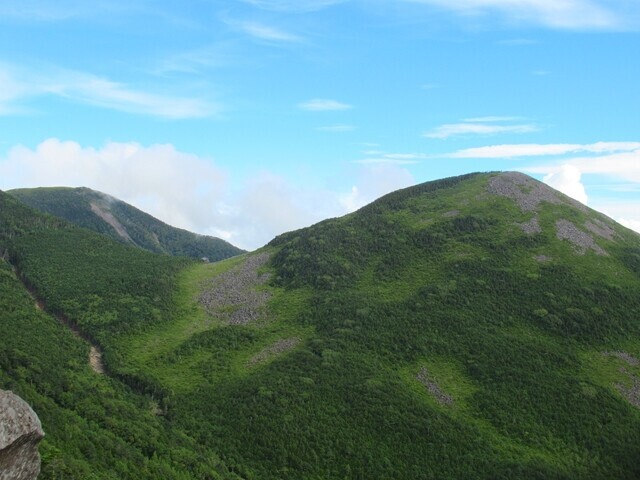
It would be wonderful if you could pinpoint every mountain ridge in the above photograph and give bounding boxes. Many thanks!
[9,186,244,261]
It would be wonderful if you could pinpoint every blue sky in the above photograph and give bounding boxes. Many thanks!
[0,0,639,249]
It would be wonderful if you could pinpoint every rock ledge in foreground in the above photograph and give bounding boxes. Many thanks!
[0,390,44,480]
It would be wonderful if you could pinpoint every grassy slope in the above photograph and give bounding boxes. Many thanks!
[9,186,244,261]
[107,172,640,479]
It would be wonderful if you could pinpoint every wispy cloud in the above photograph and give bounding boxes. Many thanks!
[0,64,216,119]
[0,1,177,24]
[153,43,239,75]
[424,118,537,139]
[498,38,540,46]
[237,0,347,13]
[402,0,633,30]
[355,151,425,165]
[450,142,640,158]
[299,98,353,111]
[0,0,121,21]
[317,124,355,132]
[233,20,303,42]
[463,116,524,123]
[526,150,640,182]
[355,158,420,165]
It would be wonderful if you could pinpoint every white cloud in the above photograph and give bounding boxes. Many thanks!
[317,124,355,132]
[526,149,640,183]
[0,63,215,119]
[0,138,416,250]
[585,200,640,236]
[0,139,227,232]
[424,121,536,139]
[234,20,302,42]
[402,0,629,30]
[298,98,353,111]
[339,165,415,212]
[617,218,640,234]
[451,142,640,158]
[543,164,588,204]
[523,149,640,233]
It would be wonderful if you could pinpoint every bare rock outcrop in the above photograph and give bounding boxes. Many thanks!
[518,216,542,235]
[416,367,453,406]
[585,219,616,241]
[0,390,44,480]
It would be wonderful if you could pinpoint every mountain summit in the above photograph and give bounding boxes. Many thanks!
[2,172,640,479]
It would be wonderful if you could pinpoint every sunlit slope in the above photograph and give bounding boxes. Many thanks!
[10,186,244,261]
[116,172,640,479]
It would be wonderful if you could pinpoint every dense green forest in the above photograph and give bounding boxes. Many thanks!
[2,172,640,479]
[10,186,244,261]
[0,191,239,478]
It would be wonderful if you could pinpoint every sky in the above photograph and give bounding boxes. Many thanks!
[0,0,639,250]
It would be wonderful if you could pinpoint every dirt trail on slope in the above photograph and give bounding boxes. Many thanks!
[14,266,106,375]
[89,347,105,374]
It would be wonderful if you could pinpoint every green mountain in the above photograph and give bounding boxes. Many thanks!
[9,186,244,261]
[2,171,640,479]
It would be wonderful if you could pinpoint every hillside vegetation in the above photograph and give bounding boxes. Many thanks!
[2,172,640,479]
[10,186,244,261]
[0,190,240,478]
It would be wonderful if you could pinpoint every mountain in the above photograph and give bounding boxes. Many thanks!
[2,172,640,479]
[9,186,244,261]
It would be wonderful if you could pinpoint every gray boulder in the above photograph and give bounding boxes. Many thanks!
[0,390,44,480]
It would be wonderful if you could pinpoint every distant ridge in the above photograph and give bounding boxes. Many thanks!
[9,186,244,261]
